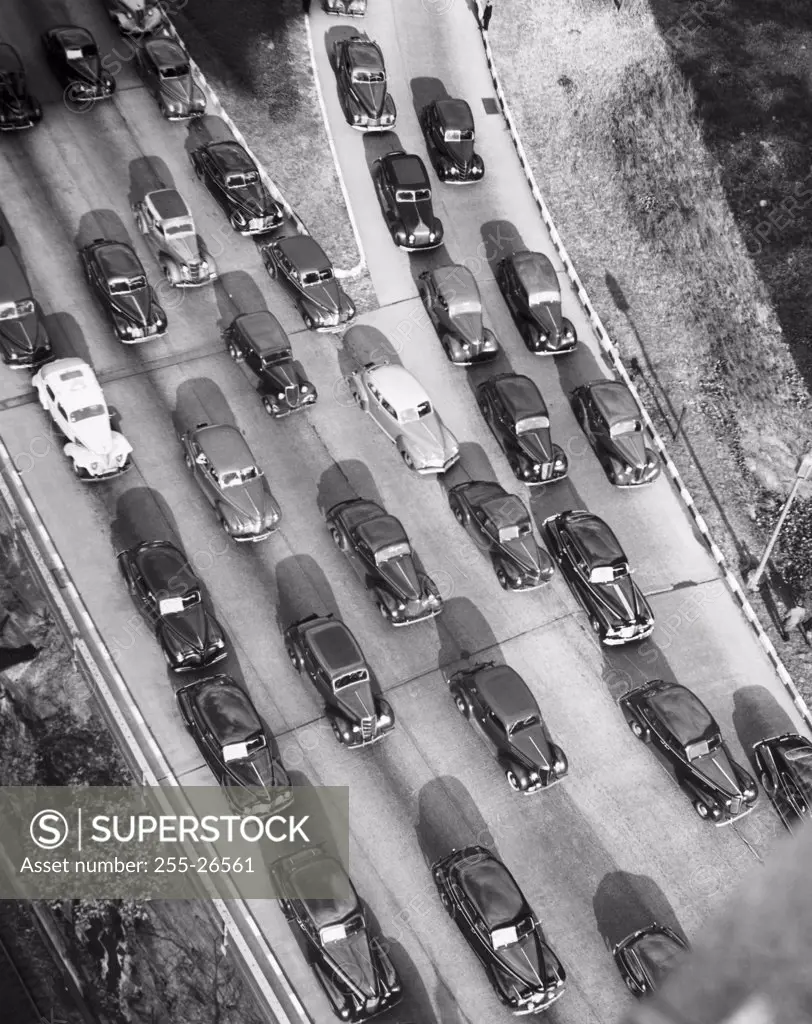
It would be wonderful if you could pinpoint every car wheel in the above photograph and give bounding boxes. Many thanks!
[694,800,710,820]
[440,333,453,359]
[589,613,603,638]
[453,692,470,718]
[478,399,489,419]
[329,526,346,550]
[227,342,242,362]
[162,262,176,286]
[134,211,147,234]
[229,212,245,231]
[506,770,521,792]
[439,890,454,917]
[401,450,416,471]
[264,256,277,279]
[71,462,88,480]
[329,717,345,745]
[624,977,637,994]
[628,717,650,743]
[508,456,522,478]
[218,516,233,537]
[184,453,194,471]
[451,502,466,526]
[496,567,510,590]
[262,396,276,416]
[286,644,303,672]
[760,772,775,794]
[303,313,315,330]
[190,155,202,178]
[378,601,390,620]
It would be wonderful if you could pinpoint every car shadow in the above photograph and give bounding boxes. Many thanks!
[0,207,18,252]
[732,684,796,773]
[435,595,502,673]
[479,219,526,275]
[372,938,438,1024]
[451,441,499,487]
[316,459,385,518]
[337,323,401,382]
[172,377,238,436]
[42,311,92,366]
[600,637,676,704]
[593,870,687,951]
[127,155,176,208]
[433,981,465,1024]
[361,130,406,173]
[183,112,234,156]
[75,209,133,250]
[274,553,343,635]
[110,486,181,552]
[409,76,450,121]
[415,775,500,871]
[213,270,268,331]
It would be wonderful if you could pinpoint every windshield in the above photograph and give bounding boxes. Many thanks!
[497,522,530,542]
[158,592,200,615]
[319,915,363,944]
[159,63,189,78]
[333,668,369,690]
[395,188,431,203]
[589,564,627,585]
[516,415,549,434]
[492,916,534,950]
[685,734,721,759]
[510,715,540,735]
[352,70,384,83]
[222,734,265,763]
[374,541,411,564]
[65,45,97,59]
[444,129,474,142]
[609,418,641,437]
[164,221,195,236]
[109,276,146,294]
[0,299,34,320]
[399,400,432,424]
[226,172,259,188]
[217,466,260,488]
[301,268,333,285]
[70,404,106,423]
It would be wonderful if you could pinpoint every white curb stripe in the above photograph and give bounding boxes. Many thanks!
[476,24,812,731]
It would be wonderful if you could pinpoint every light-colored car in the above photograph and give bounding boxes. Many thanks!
[347,362,459,474]
[32,358,132,480]
[135,37,206,120]
[178,422,281,541]
[132,189,216,287]
[103,0,164,37]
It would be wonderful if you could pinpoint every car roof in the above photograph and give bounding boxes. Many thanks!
[462,480,507,507]
[644,681,715,746]
[368,364,428,408]
[0,247,30,301]
[563,510,626,566]
[133,541,197,596]
[194,424,254,474]
[51,25,95,48]
[95,241,143,280]
[305,619,365,676]
[480,494,529,531]
[454,852,526,929]
[206,141,254,174]
[432,264,478,305]
[474,665,536,726]
[493,374,547,420]
[144,37,187,68]
[38,358,104,408]
[194,678,260,745]
[0,43,23,73]
[286,855,359,926]
[346,37,384,70]
[509,251,559,297]
[385,153,430,189]
[275,234,330,272]
[146,188,191,221]
[234,311,290,354]
[354,514,407,553]
[587,380,641,424]
[434,97,474,130]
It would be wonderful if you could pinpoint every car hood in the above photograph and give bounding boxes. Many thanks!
[164,605,210,652]
[528,301,563,340]
[334,681,377,725]
[230,182,274,219]
[159,74,197,109]
[303,278,343,315]
[68,56,103,86]
[405,414,457,463]
[498,932,560,993]
[445,138,475,167]
[594,575,648,625]
[0,312,44,356]
[110,287,153,326]
[451,311,485,345]
[399,199,436,238]
[502,535,543,578]
[265,359,304,391]
[510,725,552,771]
[221,476,276,525]
[325,931,380,1001]
[610,432,648,470]
[692,747,746,799]
[71,416,114,456]
[377,553,421,601]
[516,428,552,465]
[228,749,285,791]
[352,80,386,118]
[0,84,29,116]
[166,232,203,266]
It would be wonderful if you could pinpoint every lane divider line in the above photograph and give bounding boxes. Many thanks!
[475,22,812,731]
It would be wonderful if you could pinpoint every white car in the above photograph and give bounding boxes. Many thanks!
[347,362,459,474]
[32,358,133,481]
[132,188,217,287]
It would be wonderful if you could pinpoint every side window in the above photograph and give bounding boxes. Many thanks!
[367,383,380,402]
[55,403,67,421]
[45,385,55,403]
[381,399,397,418]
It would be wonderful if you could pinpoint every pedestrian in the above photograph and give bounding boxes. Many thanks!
[481,1,493,31]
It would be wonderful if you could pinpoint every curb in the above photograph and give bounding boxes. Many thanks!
[476,23,812,732]
[0,441,312,1024]
[160,14,362,279]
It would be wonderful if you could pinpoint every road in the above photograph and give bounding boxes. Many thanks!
[0,0,805,1022]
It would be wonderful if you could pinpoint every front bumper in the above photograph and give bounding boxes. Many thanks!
[175,265,218,287]
[241,215,284,235]
[230,525,278,543]
[603,621,655,646]
[612,464,662,487]
[521,462,569,486]
[385,602,443,626]
[2,348,52,370]
[0,117,39,131]
[324,0,366,13]
[73,460,132,482]
[396,237,444,252]
[512,987,566,1014]
[171,646,228,673]
[117,321,168,343]
[262,391,317,417]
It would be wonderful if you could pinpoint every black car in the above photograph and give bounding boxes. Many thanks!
[496,251,577,355]
[41,26,116,101]
[261,235,355,332]
[177,675,291,813]
[477,373,568,485]
[284,614,394,747]
[0,246,52,369]
[753,732,812,831]
[117,540,228,671]
[613,925,688,996]
[80,238,167,342]
[326,498,443,625]
[273,849,402,1021]
[419,98,484,183]
[543,510,654,645]
[135,36,206,120]
[433,847,567,1013]
[620,679,758,823]
[417,264,499,365]
[332,35,396,131]
[449,662,568,791]
[372,151,443,251]
[447,480,554,591]
[190,141,283,235]
[0,44,42,131]
[224,311,317,417]
[570,380,660,487]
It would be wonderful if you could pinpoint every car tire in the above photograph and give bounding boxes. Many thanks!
[440,333,454,359]
[760,771,775,794]
[190,154,202,178]
[694,800,710,820]
[329,716,345,745]
[229,213,245,232]
[506,770,521,792]
[162,262,177,286]
[218,516,233,538]
[329,526,346,550]
[262,396,276,416]
[401,450,416,471]
[628,717,651,743]
[286,644,303,672]
[451,502,467,526]
[71,462,88,480]
[377,601,390,620]
[134,210,147,234]
[439,890,454,917]
[264,255,277,279]
[184,453,194,471]
[478,399,489,419]
[496,567,510,590]
[302,313,315,330]
[589,613,604,639]
[453,692,470,718]
[227,342,243,362]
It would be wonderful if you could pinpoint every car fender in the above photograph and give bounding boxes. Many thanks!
[349,375,367,410]
[395,433,415,460]
[310,958,355,1016]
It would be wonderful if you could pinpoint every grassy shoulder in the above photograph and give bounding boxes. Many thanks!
[489,0,812,698]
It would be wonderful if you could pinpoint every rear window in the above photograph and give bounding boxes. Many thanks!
[70,404,105,423]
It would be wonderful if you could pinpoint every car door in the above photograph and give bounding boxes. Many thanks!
[187,437,214,505]
[453,880,490,962]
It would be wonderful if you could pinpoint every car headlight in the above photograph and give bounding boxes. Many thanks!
[553,457,565,472]
[529,771,540,782]
[522,467,531,477]
[213,637,225,649]
[553,759,566,774]
[300,384,309,393]
[377,712,392,727]
[448,165,458,175]
[429,231,436,242]
[743,786,756,800]
[116,452,127,466]
[408,233,415,244]
[277,391,285,400]
[352,724,361,733]
[533,462,541,472]
[90,461,100,471]
[397,601,406,611]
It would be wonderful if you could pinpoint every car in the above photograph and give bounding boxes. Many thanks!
[612,925,689,996]
[117,539,228,671]
[0,43,42,131]
[332,35,396,131]
[261,236,355,332]
[543,510,654,644]
[179,422,281,541]
[417,265,499,365]
[432,846,567,1013]
[570,380,660,487]
[447,480,554,591]
[326,498,443,625]
[347,362,459,474]
[477,373,568,485]
[135,36,206,120]
[273,849,402,1021]
[177,675,291,813]
[323,0,366,14]
[753,732,812,831]
[224,311,317,417]
[283,613,394,747]
[190,141,283,235]
[80,238,168,342]
[41,26,116,101]
[32,358,132,480]
[448,662,568,792]
[419,98,484,183]
[132,188,217,287]
[496,251,577,355]
[0,247,52,369]
[103,0,164,37]
[620,679,758,823]
[372,151,443,251]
